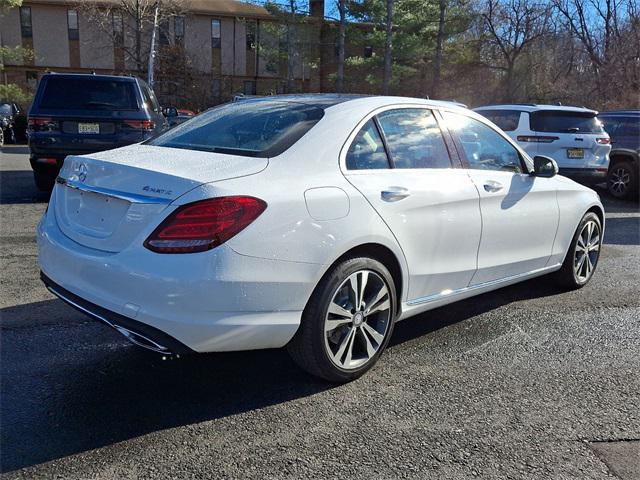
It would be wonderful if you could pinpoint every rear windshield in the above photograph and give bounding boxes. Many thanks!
[148,100,324,157]
[530,110,604,134]
[476,109,521,131]
[39,77,139,111]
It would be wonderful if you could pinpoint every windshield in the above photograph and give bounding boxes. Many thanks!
[148,100,324,158]
[530,110,604,134]
[39,77,139,111]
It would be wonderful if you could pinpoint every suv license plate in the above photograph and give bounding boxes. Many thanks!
[567,148,584,159]
[78,123,100,134]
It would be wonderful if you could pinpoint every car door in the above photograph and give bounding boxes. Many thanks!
[441,110,559,285]
[342,107,482,302]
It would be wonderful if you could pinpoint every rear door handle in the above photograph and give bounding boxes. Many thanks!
[483,181,503,193]
[381,187,410,202]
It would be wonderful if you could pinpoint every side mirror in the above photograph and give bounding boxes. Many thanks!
[533,155,558,178]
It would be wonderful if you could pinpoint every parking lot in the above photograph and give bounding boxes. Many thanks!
[0,143,638,479]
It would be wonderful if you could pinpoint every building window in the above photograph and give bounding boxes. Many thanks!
[364,45,373,58]
[212,78,221,98]
[112,11,124,44]
[20,7,32,38]
[174,16,185,43]
[246,21,256,50]
[67,10,79,40]
[159,18,170,45]
[26,71,38,90]
[243,80,256,95]
[211,19,221,48]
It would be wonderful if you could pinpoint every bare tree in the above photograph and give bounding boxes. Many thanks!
[383,0,393,94]
[481,0,552,101]
[336,0,347,92]
[81,0,184,74]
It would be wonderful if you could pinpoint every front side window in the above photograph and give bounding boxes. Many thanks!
[147,100,324,158]
[67,10,79,40]
[211,19,221,48]
[346,119,389,170]
[443,112,523,173]
[20,7,32,38]
[376,108,452,169]
[476,109,521,132]
[530,110,604,134]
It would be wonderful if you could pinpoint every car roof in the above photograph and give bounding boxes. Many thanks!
[474,104,597,114]
[237,94,470,112]
[598,110,640,117]
[41,72,139,82]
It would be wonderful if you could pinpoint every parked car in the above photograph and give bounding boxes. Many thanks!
[27,73,168,191]
[165,106,195,128]
[0,102,24,145]
[38,95,604,382]
[474,104,611,186]
[598,110,640,199]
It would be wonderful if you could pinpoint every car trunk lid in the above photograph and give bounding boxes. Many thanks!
[53,144,268,252]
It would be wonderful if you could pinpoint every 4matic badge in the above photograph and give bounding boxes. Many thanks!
[143,185,173,196]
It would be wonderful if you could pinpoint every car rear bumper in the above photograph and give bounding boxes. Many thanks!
[37,206,320,353]
[559,168,608,186]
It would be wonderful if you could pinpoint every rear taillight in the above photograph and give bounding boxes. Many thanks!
[517,135,559,143]
[122,119,155,131]
[144,196,267,253]
[595,137,610,144]
[28,116,58,131]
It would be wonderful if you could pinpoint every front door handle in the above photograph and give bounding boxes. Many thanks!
[381,187,410,202]
[483,181,503,193]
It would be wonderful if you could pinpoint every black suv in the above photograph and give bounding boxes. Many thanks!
[27,73,168,191]
[599,110,640,200]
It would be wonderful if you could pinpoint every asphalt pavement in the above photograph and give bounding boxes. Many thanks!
[1,144,639,479]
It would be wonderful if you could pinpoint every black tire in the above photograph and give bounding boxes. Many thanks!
[554,212,602,290]
[607,160,639,200]
[287,256,397,383]
[33,170,56,192]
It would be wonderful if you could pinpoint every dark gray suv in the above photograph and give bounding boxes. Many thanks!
[27,73,168,191]
[599,110,640,200]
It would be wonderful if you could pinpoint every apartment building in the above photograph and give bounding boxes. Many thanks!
[0,0,350,107]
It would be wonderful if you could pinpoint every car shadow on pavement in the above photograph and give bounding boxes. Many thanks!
[0,170,49,205]
[0,275,567,473]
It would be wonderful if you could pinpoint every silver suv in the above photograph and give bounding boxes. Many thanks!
[475,104,611,186]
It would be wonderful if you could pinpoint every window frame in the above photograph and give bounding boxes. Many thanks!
[67,9,79,40]
[211,19,221,48]
[340,104,461,174]
[20,6,32,38]
[345,118,392,171]
[440,109,532,175]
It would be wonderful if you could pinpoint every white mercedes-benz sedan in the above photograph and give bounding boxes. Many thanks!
[38,95,604,382]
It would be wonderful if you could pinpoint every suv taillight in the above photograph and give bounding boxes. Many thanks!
[595,137,610,144]
[517,135,559,143]
[122,119,155,131]
[27,116,58,132]
[144,196,267,253]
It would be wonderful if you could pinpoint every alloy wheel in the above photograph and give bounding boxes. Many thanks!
[609,166,631,196]
[574,219,601,282]
[324,270,392,370]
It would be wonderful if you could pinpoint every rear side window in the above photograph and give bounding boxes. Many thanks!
[376,108,452,169]
[476,110,521,132]
[601,117,640,137]
[530,110,604,134]
[346,119,389,170]
[148,100,324,158]
[39,77,139,110]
